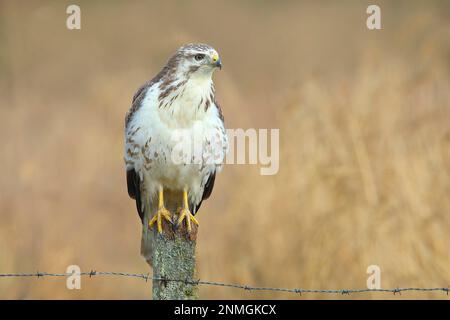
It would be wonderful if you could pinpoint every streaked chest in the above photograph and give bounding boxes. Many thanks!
[157,77,215,128]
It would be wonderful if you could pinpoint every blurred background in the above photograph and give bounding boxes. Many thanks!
[0,0,449,299]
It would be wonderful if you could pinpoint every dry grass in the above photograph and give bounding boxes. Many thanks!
[0,0,449,299]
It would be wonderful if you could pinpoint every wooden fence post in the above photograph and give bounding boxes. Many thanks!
[152,230,198,299]
[143,190,199,300]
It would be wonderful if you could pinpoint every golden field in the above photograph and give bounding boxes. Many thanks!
[0,0,449,299]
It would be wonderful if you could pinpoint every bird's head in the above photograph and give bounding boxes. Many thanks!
[169,43,222,79]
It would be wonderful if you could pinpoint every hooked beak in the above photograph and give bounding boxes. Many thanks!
[212,53,222,70]
[215,58,222,70]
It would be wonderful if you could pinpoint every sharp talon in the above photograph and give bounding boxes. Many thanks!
[149,206,172,234]
[175,188,199,234]
[177,208,199,233]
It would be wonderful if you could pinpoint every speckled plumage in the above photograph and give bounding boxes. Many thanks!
[124,44,228,263]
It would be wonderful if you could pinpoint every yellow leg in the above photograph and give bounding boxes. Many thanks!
[149,187,172,233]
[177,188,199,233]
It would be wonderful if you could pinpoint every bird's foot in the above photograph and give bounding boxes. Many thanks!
[149,206,172,234]
[177,208,199,234]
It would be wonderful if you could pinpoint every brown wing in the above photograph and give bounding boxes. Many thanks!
[125,68,170,221]
[191,98,224,214]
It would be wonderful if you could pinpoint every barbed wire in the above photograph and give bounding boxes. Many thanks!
[0,270,449,296]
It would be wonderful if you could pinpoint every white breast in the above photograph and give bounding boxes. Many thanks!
[125,77,228,205]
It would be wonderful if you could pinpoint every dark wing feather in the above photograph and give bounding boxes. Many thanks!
[127,169,144,222]
[192,171,216,214]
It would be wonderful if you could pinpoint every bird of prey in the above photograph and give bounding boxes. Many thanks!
[124,44,228,264]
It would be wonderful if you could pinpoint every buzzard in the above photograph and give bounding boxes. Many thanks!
[124,44,228,264]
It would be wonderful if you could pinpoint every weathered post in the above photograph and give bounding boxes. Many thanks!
[152,229,198,299]
[142,190,198,300]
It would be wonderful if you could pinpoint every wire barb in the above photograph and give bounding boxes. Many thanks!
[0,271,448,296]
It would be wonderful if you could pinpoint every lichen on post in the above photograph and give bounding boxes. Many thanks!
[152,229,198,300]
[142,189,199,300]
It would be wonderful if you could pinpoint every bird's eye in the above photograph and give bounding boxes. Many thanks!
[194,54,205,61]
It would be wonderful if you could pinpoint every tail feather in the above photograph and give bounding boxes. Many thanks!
[140,192,154,267]
[141,222,154,267]
[139,190,182,267]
